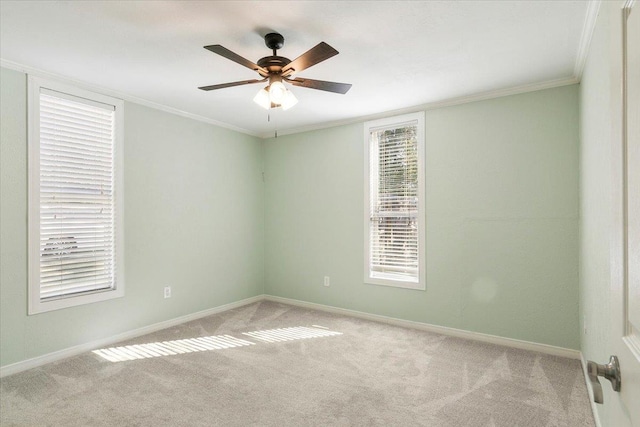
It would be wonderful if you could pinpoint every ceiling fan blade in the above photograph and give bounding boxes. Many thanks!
[281,42,339,75]
[204,45,267,74]
[286,77,352,94]
[198,78,266,91]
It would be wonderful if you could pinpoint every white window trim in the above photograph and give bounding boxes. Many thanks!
[27,76,125,314]
[363,112,426,290]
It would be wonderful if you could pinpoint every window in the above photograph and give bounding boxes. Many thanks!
[364,112,425,290]
[28,77,124,314]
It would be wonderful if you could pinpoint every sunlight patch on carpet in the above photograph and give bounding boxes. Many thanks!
[92,335,255,362]
[242,326,342,343]
[92,326,343,362]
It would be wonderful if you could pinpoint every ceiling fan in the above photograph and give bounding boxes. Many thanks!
[198,32,352,110]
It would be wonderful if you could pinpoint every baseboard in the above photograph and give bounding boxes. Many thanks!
[1,293,582,378]
[580,353,603,427]
[264,295,581,360]
[0,295,264,378]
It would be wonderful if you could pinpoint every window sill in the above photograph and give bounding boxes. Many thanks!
[28,286,124,315]
[364,276,425,291]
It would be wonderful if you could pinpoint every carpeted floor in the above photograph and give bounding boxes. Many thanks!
[0,301,595,426]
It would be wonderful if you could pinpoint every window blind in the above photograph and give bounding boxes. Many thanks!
[368,123,419,282]
[38,89,117,300]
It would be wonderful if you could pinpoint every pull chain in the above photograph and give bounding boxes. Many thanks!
[268,108,278,138]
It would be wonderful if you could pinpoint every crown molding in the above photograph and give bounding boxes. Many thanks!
[261,76,579,139]
[574,1,602,80]
[0,59,261,138]
[2,58,579,141]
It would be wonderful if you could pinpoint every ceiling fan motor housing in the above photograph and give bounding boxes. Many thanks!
[257,56,291,75]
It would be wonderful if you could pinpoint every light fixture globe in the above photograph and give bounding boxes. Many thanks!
[254,79,298,111]
[281,90,298,110]
[268,81,287,104]
[253,87,270,109]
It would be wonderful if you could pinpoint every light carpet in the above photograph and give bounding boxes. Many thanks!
[0,301,595,426]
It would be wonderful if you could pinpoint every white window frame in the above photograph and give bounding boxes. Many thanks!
[363,112,426,290]
[28,76,125,314]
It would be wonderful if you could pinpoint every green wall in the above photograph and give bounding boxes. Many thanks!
[1,64,582,369]
[0,67,264,367]
[264,85,580,349]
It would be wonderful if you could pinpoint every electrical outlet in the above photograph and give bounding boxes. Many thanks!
[164,286,171,299]
[324,276,330,287]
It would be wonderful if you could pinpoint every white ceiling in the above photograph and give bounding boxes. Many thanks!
[0,1,592,137]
